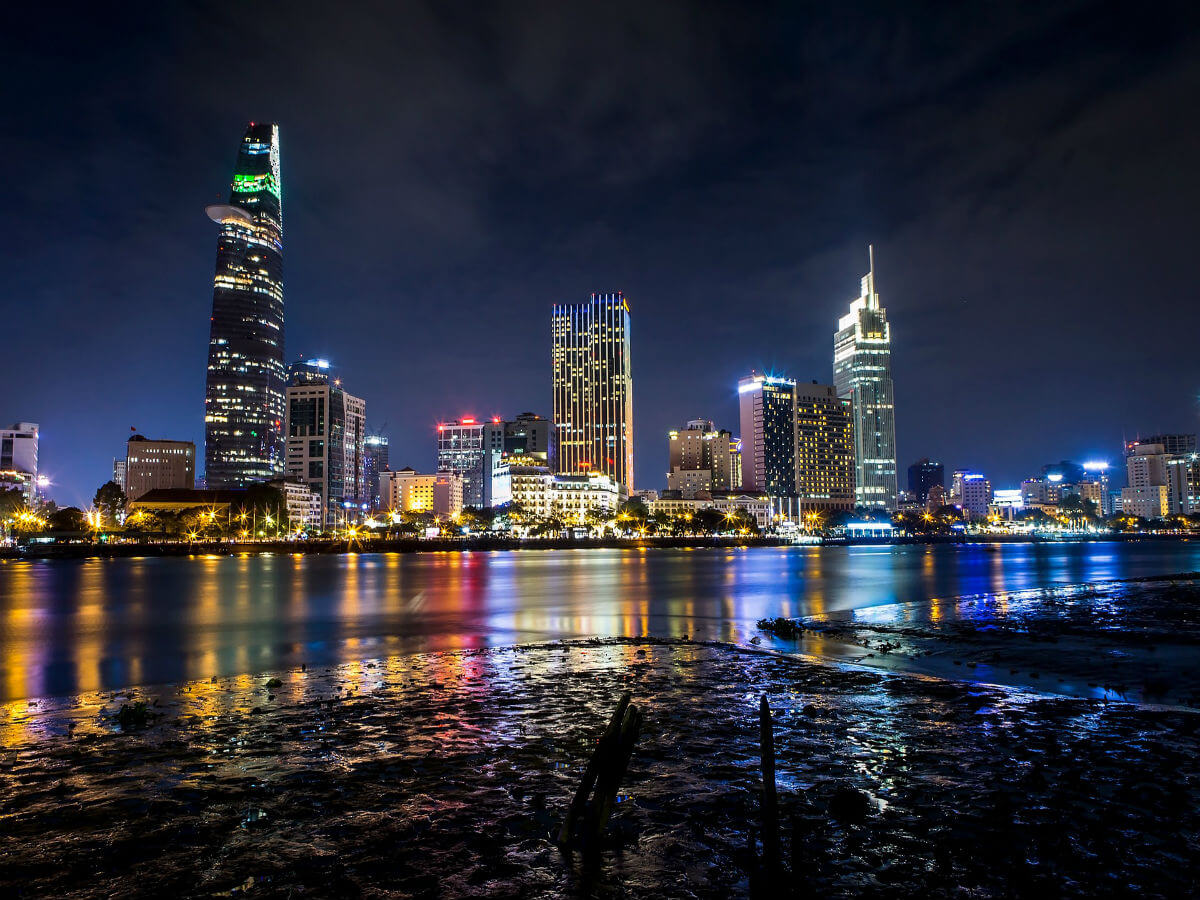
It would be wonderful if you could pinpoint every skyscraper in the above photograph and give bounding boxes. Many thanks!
[834,246,898,510]
[552,292,634,491]
[203,123,286,489]
[794,383,855,512]
[284,359,366,529]
[738,374,797,498]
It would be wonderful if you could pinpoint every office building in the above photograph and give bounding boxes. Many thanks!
[379,468,464,518]
[112,458,127,492]
[552,292,634,491]
[437,418,510,508]
[794,383,855,512]
[833,246,898,509]
[951,470,992,520]
[123,435,196,501]
[1121,442,1170,519]
[907,458,944,506]
[363,434,389,511]
[666,419,740,498]
[0,422,38,505]
[503,413,555,466]
[203,123,286,488]
[284,359,366,529]
[738,374,797,498]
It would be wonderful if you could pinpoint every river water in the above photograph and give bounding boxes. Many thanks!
[1,541,1198,703]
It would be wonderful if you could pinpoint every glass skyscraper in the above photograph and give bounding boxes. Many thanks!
[552,293,634,491]
[203,123,286,489]
[833,246,898,510]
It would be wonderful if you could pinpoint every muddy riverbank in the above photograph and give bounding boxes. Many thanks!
[2,633,1197,897]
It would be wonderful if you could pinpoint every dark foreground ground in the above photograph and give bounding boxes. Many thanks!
[1,624,1198,897]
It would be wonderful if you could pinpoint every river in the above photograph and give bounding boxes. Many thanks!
[1,540,1197,703]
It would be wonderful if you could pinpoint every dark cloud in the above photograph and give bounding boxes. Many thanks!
[2,0,1198,502]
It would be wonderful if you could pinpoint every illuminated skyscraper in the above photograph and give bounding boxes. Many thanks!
[738,374,797,498]
[552,293,634,491]
[794,382,855,512]
[203,123,286,488]
[833,246,898,510]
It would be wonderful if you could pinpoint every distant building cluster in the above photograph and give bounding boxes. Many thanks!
[6,122,1199,542]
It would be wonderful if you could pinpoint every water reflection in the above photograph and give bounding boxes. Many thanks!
[0,542,1197,703]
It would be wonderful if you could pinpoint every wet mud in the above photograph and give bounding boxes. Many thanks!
[766,576,1200,706]
[2,625,1198,897]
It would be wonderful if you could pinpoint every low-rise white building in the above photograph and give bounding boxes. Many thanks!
[649,492,771,529]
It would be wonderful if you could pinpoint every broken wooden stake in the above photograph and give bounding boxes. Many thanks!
[558,690,642,849]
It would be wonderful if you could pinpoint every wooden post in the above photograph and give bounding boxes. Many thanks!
[760,695,781,879]
[558,691,632,847]
[585,702,643,842]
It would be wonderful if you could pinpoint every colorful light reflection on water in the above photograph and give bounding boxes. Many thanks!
[0,542,1197,703]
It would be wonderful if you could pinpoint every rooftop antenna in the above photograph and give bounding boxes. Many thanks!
[867,244,877,307]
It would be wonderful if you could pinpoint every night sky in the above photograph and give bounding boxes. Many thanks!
[6,1,1200,506]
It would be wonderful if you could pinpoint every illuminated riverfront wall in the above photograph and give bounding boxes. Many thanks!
[203,123,286,489]
[552,293,634,492]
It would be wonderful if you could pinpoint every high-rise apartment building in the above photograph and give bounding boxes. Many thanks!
[552,293,634,491]
[794,383,855,512]
[203,123,286,489]
[666,419,740,497]
[738,374,797,498]
[834,246,898,510]
[437,418,511,508]
[363,434,389,511]
[284,359,366,529]
[907,458,945,506]
[123,435,196,501]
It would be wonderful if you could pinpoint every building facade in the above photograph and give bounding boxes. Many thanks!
[123,435,196,501]
[436,418,510,508]
[952,470,992,520]
[0,422,38,505]
[503,413,555,466]
[738,374,797,498]
[907,458,944,506]
[833,246,898,510]
[267,477,322,532]
[363,434,389,511]
[794,383,855,512]
[666,419,739,496]
[284,360,366,529]
[552,292,634,491]
[203,123,286,489]
[379,468,464,518]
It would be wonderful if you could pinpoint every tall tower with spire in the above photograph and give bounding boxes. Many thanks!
[833,245,898,510]
[202,123,286,488]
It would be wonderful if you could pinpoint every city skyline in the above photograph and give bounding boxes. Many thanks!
[5,4,1200,505]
